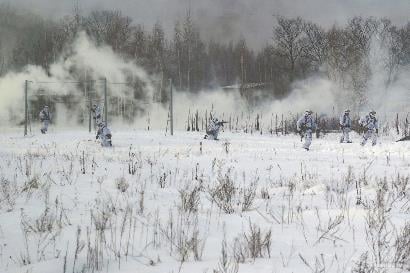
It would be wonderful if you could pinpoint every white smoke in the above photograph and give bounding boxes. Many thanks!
[0,31,155,125]
[0,65,51,123]
[366,32,410,114]
[134,77,342,131]
[0,29,408,132]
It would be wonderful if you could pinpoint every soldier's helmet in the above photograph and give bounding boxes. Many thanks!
[369,110,376,116]
[305,110,313,115]
[344,109,350,113]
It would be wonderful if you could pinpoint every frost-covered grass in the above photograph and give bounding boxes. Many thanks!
[0,129,409,273]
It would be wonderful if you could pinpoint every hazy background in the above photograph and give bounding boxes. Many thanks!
[0,0,408,131]
[2,0,410,48]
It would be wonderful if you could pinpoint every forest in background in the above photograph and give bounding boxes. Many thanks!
[0,4,409,111]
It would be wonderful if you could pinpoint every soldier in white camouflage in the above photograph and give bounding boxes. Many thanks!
[359,110,378,146]
[91,104,103,125]
[339,109,352,143]
[297,110,316,151]
[96,122,112,147]
[204,116,227,140]
[39,105,51,134]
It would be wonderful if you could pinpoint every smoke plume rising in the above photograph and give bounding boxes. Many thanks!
[0,31,155,126]
[0,29,408,131]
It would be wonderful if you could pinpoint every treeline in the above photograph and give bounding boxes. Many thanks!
[1,4,410,107]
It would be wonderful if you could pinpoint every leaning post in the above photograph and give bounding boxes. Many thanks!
[24,80,28,136]
[103,78,108,125]
[169,79,174,136]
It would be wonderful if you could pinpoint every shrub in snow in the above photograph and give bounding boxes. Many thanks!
[351,252,376,273]
[0,177,19,211]
[394,222,410,270]
[116,176,129,192]
[215,231,239,273]
[208,168,258,214]
[232,221,271,262]
[179,185,201,213]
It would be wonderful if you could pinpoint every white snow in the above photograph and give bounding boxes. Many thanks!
[0,129,409,273]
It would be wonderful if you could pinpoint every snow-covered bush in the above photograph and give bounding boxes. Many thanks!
[232,221,271,262]
[208,168,258,214]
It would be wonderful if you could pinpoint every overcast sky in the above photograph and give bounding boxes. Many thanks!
[1,0,409,48]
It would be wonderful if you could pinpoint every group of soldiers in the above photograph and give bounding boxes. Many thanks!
[296,109,379,151]
[39,104,381,150]
[38,104,112,147]
[204,109,380,151]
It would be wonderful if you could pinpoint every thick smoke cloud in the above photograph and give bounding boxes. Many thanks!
[0,32,155,125]
[0,1,409,131]
[366,33,410,114]
[0,29,341,130]
[0,29,408,130]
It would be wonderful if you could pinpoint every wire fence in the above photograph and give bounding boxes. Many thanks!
[18,78,410,139]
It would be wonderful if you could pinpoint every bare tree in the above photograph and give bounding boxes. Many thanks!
[183,9,195,92]
[274,16,305,81]
[83,10,132,51]
[301,22,328,71]
[174,21,183,90]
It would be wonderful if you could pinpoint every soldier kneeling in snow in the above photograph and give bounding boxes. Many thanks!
[39,105,51,134]
[96,122,112,147]
[204,117,227,140]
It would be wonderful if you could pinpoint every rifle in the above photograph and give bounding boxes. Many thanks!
[298,124,306,142]
[397,136,410,142]
[298,130,303,142]
[216,121,228,126]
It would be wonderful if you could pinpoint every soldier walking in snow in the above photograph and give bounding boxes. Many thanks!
[339,109,352,143]
[204,116,227,140]
[359,110,378,146]
[297,110,316,151]
[96,122,112,147]
[91,104,103,125]
[39,105,51,134]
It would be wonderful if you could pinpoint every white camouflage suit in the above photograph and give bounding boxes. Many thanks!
[206,118,223,140]
[39,106,51,134]
[339,112,352,143]
[359,113,378,146]
[297,112,317,150]
[97,123,112,147]
[92,105,103,126]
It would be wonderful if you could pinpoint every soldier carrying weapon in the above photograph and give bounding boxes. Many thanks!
[96,121,112,147]
[340,109,352,143]
[297,110,317,151]
[359,110,378,146]
[39,105,51,134]
[204,116,227,140]
[91,104,103,126]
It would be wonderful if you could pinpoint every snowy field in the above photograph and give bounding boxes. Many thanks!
[0,129,409,273]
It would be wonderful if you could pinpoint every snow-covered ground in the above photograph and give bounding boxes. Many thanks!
[0,129,409,273]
